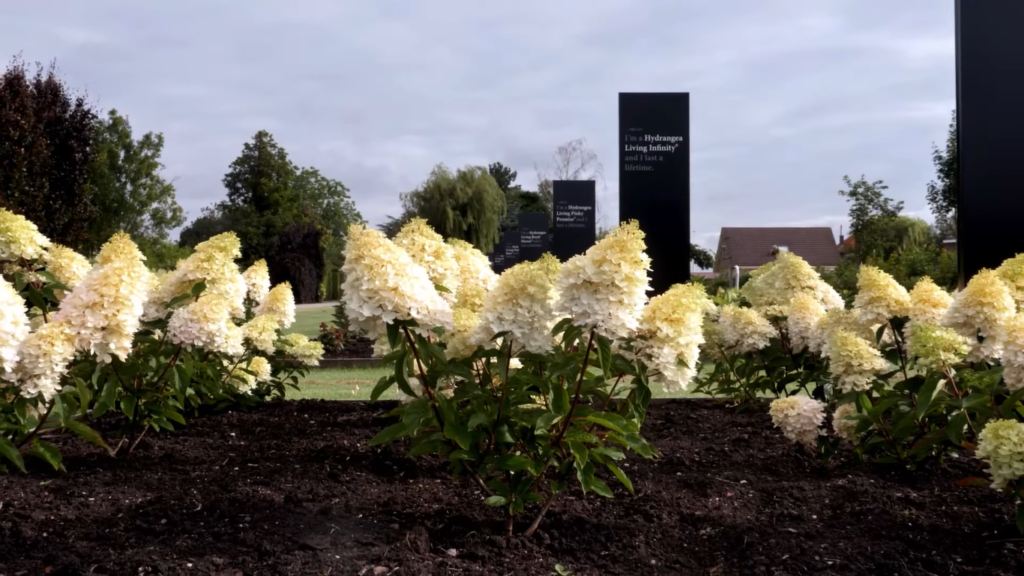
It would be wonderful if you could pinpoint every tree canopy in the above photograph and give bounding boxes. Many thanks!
[838,175,904,262]
[405,164,506,252]
[0,57,98,248]
[926,111,957,240]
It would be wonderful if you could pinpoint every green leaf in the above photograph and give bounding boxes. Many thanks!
[484,495,508,507]
[408,439,446,457]
[26,440,62,471]
[64,421,109,449]
[914,378,941,420]
[93,377,118,419]
[595,336,613,378]
[494,454,531,472]
[74,377,92,416]
[551,383,570,416]
[370,376,395,402]
[584,415,626,435]
[121,396,137,420]
[444,421,472,451]
[468,412,490,430]
[590,477,614,498]
[190,281,207,297]
[568,440,589,468]
[369,422,408,445]
[606,462,635,495]
[164,410,187,426]
[449,449,474,462]
[0,437,25,472]
[387,322,401,350]
[433,283,452,294]
[536,412,559,432]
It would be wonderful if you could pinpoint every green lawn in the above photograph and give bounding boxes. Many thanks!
[290,304,336,339]
[290,366,699,401]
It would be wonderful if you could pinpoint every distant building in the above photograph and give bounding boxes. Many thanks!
[942,238,957,252]
[714,227,841,284]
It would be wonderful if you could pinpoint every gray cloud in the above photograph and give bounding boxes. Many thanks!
[2,0,955,253]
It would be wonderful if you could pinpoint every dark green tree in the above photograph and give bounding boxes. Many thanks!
[690,244,715,269]
[406,164,506,252]
[0,57,98,248]
[488,162,519,194]
[837,175,904,262]
[293,166,363,272]
[220,130,301,264]
[178,204,235,248]
[926,111,958,240]
[85,109,186,257]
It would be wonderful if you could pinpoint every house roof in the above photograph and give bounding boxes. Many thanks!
[716,227,840,269]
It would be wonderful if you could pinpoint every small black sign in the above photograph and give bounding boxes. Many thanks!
[490,239,507,272]
[503,230,520,269]
[518,212,550,262]
[552,180,596,261]
[619,92,690,294]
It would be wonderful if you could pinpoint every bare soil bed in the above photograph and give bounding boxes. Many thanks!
[1,399,1021,575]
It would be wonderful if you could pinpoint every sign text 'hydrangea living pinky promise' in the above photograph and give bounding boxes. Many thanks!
[552,180,596,262]
[619,92,690,295]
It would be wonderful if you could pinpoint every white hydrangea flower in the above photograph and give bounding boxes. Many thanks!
[43,244,92,291]
[908,277,954,326]
[826,330,890,392]
[52,233,150,363]
[0,277,30,375]
[473,254,561,354]
[769,396,825,449]
[810,308,875,356]
[942,269,1015,360]
[277,333,325,366]
[741,251,844,317]
[832,403,860,444]
[976,419,1024,490]
[787,294,826,353]
[999,314,1024,391]
[167,295,245,357]
[14,320,77,401]
[394,218,462,305]
[341,224,453,337]
[717,305,778,354]
[448,239,498,313]
[554,221,651,341]
[255,282,296,329]
[636,283,715,391]
[145,232,246,321]
[854,266,910,325]
[907,323,970,372]
[445,308,481,360]
[242,259,271,304]
[242,314,279,354]
[0,208,51,262]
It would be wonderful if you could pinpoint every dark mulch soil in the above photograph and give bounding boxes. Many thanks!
[324,335,374,359]
[2,400,1022,575]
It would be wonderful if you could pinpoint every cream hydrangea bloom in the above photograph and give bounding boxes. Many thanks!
[942,269,1015,359]
[769,396,825,449]
[636,283,715,391]
[242,259,271,304]
[741,251,844,317]
[976,419,1024,490]
[809,308,874,355]
[0,278,30,375]
[907,323,970,371]
[832,403,860,444]
[998,314,1024,391]
[854,266,910,325]
[445,308,481,360]
[167,295,245,356]
[448,239,498,312]
[277,333,325,366]
[242,314,279,354]
[255,283,296,329]
[716,305,777,354]
[908,277,954,325]
[996,254,1024,307]
[0,208,51,261]
[554,220,651,341]
[247,355,272,382]
[394,218,461,304]
[14,320,77,401]
[474,254,561,354]
[53,233,150,363]
[826,330,890,392]
[228,356,273,393]
[43,244,91,290]
[787,294,826,353]
[341,224,453,336]
[145,232,246,321]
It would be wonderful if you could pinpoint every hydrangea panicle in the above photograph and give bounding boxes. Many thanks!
[854,266,910,325]
[394,218,462,304]
[277,333,325,366]
[636,283,714,391]
[740,251,843,317]
[826,330,890,392]
[14,320,77,401]
[474,254,561,354]
[769,396,825,449]
[907,323,970,371]
[167,294,245,356]
[43,244,92,291]
[996,253,1024,307]
[716,305,778,354]
[787,294,826,352]
[255,283,296,329]
[998,314,1024,391]
[0,278,30,375]
[242,314,280,354]
[832,403,860,444]
[976,419,1024,490]
[0,208,51,262]
[942,269,1015,360]
[447,238,498,312]
[145,232,246,321]
[554,220,651,341]
[242,259,271,304]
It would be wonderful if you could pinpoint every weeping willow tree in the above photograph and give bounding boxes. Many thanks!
[405,164,506,253]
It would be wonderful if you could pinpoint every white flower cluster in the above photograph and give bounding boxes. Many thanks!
[43,244,92,291]
[242,259,271,304]
[277,333,325,366]
[716,305,777,354]
[394,218,462,304]
[145,233,246,321]
[341,224,453,336]
[554,221,651,340]
[854,266,910,325]
[831,403,860,444]
[741,251,843,317]
[255,282,296,329]
[826,330,890,392]
[636,283,714,391]
[0,278,30,375]
[787,294,826,353]
[0,208,51,261]
[769,396,825,449]
[14,321,77,401]
[167,295,245,356]
[447,239,498,313]
[998,314,1024,391]
[242,314,280,354]
[976,419,1024,490]
[474,255,561,354]
[53,233,150,363]
[942,269,1015,360]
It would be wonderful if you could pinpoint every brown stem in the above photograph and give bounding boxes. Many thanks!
[890,320,909,382]
[505,513,514,537]
[551,329,596,448]
[524,489,558,537]
[599,374,625,412]
[126,426,149,456]
[16,399,56,449]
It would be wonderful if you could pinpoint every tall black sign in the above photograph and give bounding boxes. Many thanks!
[618,92,690,295]
[552,180,596,261]
[518,213,550,262]
[955,1,1024,286]
[490,239,507,272]
[502,230,520,270]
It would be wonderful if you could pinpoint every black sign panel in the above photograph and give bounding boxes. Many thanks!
[490,239,507,272]
[518,212,550,262]
[619,92,690,295]
[502,230,520,270]
[552,180,596,261]
[955,1,1024,286]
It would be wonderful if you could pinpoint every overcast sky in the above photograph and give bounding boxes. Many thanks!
[2,0,955,252]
